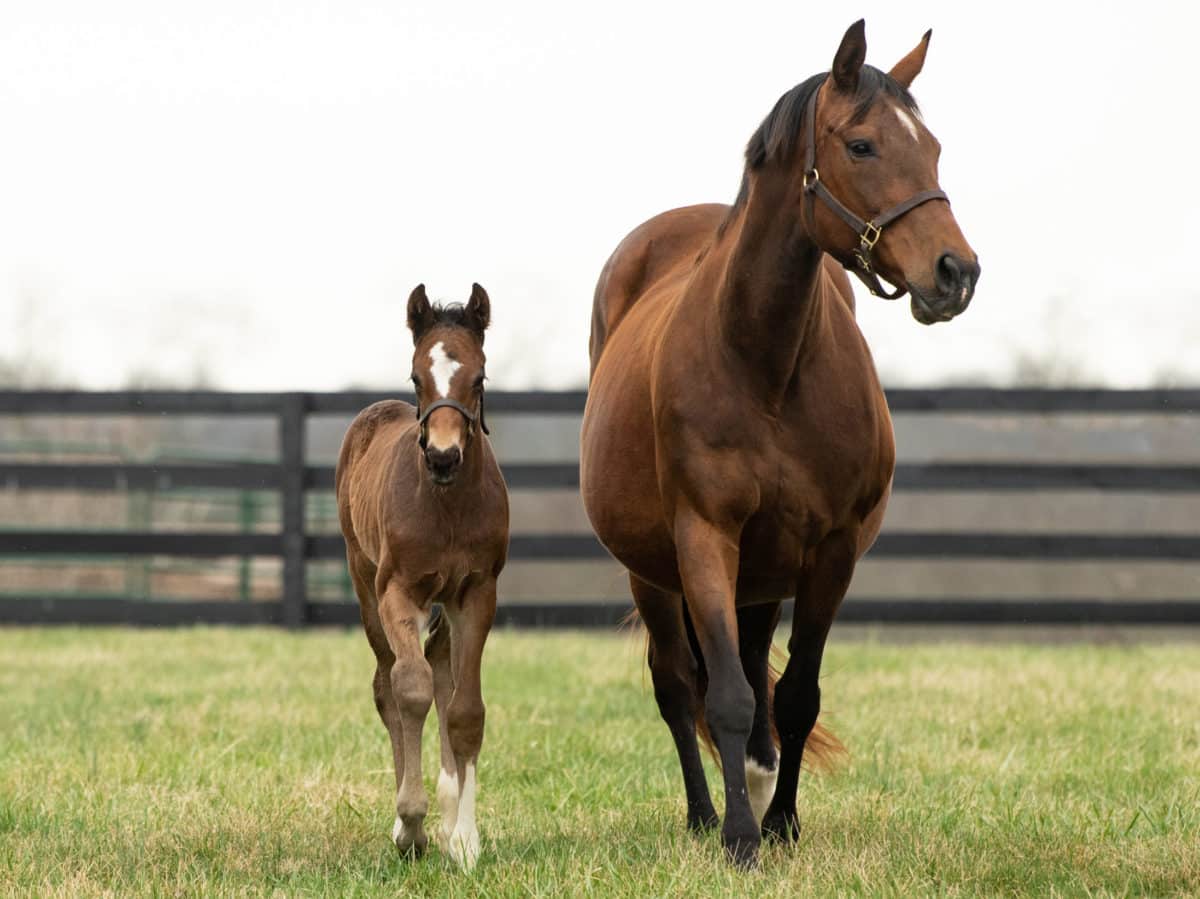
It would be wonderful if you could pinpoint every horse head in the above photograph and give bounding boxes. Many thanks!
[406,283,491,485]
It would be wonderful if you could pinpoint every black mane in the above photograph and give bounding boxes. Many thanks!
[726,66,920,218]
[428,302,473,330]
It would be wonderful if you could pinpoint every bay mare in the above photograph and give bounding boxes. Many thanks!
[336,284,507,869]
[581,21,979,866]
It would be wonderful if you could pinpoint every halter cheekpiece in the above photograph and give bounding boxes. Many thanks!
[801,88,949,300]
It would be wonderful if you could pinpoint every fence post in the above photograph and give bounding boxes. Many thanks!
[279,393,307,628]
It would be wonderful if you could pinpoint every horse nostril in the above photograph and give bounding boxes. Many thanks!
[426,446,461,471]
[935,252,981,299]
[935,253,964,294]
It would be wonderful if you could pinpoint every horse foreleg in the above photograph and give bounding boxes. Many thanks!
[630,575,718,834]
[674,512,759,867]
[377,579,434,857]
[349,556,409,825]
[737,601,782,827]
[440,576,497,870]
[424,610,458,852]
[762,531,855,844]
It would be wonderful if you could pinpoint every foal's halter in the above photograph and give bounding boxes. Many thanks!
[801,89,949,300]
[416,396,489,436]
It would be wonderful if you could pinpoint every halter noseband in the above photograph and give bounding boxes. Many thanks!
[801,88,949,300]
[416,396,489,435]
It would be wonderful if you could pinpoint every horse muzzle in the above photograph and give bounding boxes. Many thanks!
[425,444,462,485]
[908,253,980,325]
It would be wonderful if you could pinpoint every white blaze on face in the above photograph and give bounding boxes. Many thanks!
[446,762,480,869]
[745,758,778,826]
[893,104,921,143]
[428,341,461,398]
[425,340,466,454]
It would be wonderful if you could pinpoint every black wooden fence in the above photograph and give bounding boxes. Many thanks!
[2,389,1199,627]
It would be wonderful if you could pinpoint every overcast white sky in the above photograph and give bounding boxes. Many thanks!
[2,1,1197,390]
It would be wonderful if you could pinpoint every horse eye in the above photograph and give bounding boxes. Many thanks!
[410,374,421,389]
[847,140,875,158]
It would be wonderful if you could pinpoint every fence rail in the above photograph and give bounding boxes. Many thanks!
[2,389,1199,628]
[7,461,1200,492]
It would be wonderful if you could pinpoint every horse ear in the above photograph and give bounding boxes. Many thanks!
[465,282,491,340]
[407,284,435,341]
[831,19,867,94]
[889,29,932,89]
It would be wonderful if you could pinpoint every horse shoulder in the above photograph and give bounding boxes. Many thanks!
[654,371,766,534]
[337,402,419,560]
[798,297,896,544]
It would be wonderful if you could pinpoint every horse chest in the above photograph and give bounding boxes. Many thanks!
[737,420,891,570]
[402,545,492,605]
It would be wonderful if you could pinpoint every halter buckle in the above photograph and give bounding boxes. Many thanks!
[860,221,882,251]
[802,169,820,192]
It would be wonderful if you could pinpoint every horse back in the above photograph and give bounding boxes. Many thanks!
[588,205,859,374]
[589,203,730,374]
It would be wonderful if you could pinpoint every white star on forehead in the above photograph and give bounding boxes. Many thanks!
[429,341,461,397]
[894,104,920,142]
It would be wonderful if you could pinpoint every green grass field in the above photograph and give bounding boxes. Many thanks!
[2,627,1197,897]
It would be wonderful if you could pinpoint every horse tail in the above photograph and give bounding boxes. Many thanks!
[423,604,451,660]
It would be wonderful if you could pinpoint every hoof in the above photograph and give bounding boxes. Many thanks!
[392,815,429,858]
[447,825,481,870]
[722,822,761,868]
[762,807,800,845]
[687,808,720,835]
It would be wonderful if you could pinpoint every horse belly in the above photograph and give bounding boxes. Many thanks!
[580,340,681,594]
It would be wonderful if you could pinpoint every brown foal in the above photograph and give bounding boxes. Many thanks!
[336,283,508,869]
[581,21,979,866]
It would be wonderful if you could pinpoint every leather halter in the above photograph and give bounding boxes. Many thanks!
[416,396,489,435]
[801,89,949,300]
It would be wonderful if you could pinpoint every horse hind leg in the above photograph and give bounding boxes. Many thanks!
[630,575,718,834]
[737,601,783,827]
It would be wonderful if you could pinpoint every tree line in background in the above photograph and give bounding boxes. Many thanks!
[2,291,1195,390]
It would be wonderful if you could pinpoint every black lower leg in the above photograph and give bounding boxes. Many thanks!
[650,641,719,832]
[705,667,758,866]
[761,645,821,843]
[738,602,781,772]
[763,534,854,844]
[634,580,719,834]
